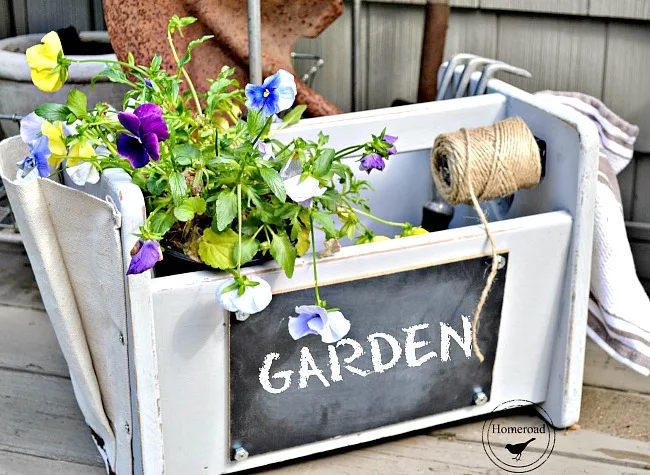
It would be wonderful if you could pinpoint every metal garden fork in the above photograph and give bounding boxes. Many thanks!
[436,54,532,100]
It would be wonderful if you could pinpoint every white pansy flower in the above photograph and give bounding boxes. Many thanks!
[284,175,326,206]
[215,276,272,315]
[66,161,100,186]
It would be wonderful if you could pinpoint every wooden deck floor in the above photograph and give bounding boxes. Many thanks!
[1,241,649,474]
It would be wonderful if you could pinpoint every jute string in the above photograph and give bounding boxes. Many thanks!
[431,116,541,362]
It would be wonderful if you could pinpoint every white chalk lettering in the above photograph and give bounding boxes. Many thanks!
[337,338,370,377]
[259,353,294,394]
[368,332,402,373]
[328,345,343,382]
[299,347,330,389]
[403,323,437,367]
[440,315,472,361]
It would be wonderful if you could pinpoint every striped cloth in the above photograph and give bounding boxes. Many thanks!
[536,91,649,376]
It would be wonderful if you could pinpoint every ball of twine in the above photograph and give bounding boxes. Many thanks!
[430,116,541,363]
[431,116,541,205]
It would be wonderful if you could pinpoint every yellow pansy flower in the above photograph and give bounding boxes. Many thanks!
[25,32,68,92]
[40,121,67,167]
[67,141,95,167]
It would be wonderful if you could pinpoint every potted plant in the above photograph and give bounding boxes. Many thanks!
[14,15,426,341]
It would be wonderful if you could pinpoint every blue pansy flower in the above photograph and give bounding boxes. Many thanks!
[245,69,297,117]
[384,134,398,155]
[288,305,351,343]
[127,239,163,275]
[16,134,51,183]
[359,153,385,174]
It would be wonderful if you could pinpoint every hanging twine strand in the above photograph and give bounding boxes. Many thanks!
[431,116,541,362]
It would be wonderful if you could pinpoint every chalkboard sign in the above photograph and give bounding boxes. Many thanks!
[229,254,507,457]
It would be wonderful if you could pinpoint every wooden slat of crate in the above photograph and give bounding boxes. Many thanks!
[589,0,650,21]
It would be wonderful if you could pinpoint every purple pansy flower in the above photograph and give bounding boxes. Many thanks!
[384,134,398,155]
[126,239,163,275]
[117,103,169,169]
[144,78,153,87]
[359,153,385,174]
[245,69,297,117]
[288,305,351,344]
[16,134,51,182]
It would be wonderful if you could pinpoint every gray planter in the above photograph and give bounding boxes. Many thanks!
[0,31,128,138]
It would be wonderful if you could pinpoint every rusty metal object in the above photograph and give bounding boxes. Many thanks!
[417,0,450,103]
[103,0,343,116]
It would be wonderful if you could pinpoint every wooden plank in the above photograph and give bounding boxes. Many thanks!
[480,0,587,15]
[0,450,105,475]
[584,339,650,395]
[618,156,637,221]
[91,0,105,30]
[260,432,650,474]
[294,4,364,112]
[0,244,44,311]
[589,0,650,21]
[367,0,479,5]
[444,10,497,60]
[0,306,69,378]
[10,0,28,35]
[495,15,606,97]
[428,406,650,470]
[0,369,104,467]
[632,155,650,221]
[0,0,12,39]
[366,2,425,109]
[603,25,650,152]
[25,0,91,33]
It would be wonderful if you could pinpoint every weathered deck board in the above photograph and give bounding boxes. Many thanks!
[260,433,650,474]
[0,243,44,311]
[0,369,104,467]
[0,306,68,378]
[0,450,105,475]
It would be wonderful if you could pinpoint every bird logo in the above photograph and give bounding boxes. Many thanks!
[505,437,535,461]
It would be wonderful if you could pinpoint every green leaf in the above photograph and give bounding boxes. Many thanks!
[259,167,286,203]
[173,144,201,166]
[270,232,297,278]
[215,191,238,231]
[91,68,128,88]
[66,89,87,119]
[178,35,214,68]
[149,212,175,236]
[151,55,162,71]
[146,177,164,196]
[168,15,197,34]
[282,104,307,126]
[233,237,259,266]
[312,148,336,178]
[169,171,187,207]
[198,228,238,269]
[313,211,337,238]
[173,197,207,222]
[34,103,71,122]
[247,109,263,138]
[296,226,310,256]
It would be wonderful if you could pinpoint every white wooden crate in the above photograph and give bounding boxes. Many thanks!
[77,79,598,475]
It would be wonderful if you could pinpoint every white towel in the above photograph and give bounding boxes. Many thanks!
[537,91,649,376]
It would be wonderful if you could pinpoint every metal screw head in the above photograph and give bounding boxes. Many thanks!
[233,447,249,461]
[235,311,250,322]
[119,333,125,345]
[124,423,130,434]
[473,390,488,406]
[496,255,507,270]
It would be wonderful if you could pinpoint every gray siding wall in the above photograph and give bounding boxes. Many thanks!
[2,0,649,280]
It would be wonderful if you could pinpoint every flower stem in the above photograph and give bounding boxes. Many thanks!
[252,116,273,146]
[237,183,242,275]
[309,212,323,307]
[166,30,203,118]
[348,204,407,228]
[69,58,148,76]
[335,144,366,159]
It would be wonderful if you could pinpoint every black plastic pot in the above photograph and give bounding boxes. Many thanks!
[153,247,273,277]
